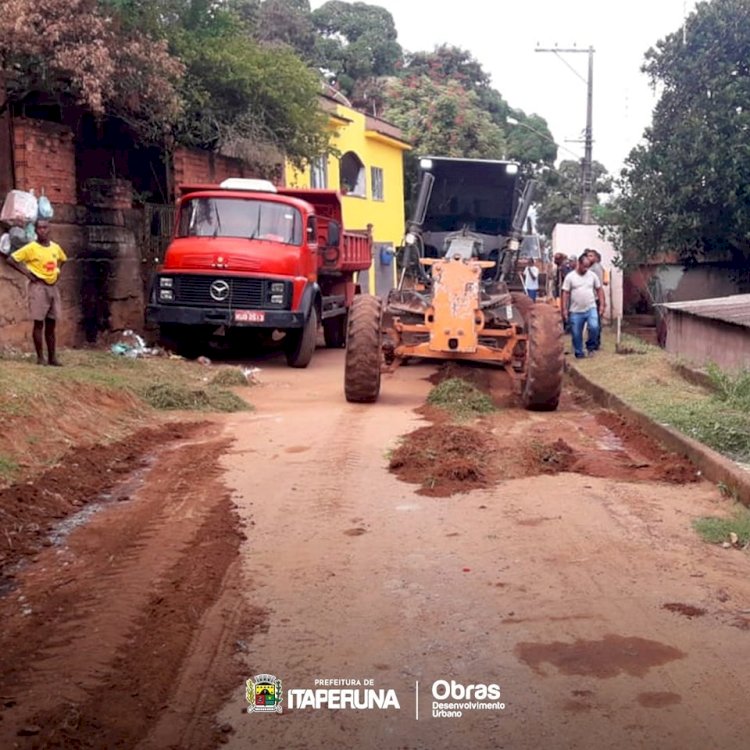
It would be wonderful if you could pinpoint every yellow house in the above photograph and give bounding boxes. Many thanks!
[284,92,410,293]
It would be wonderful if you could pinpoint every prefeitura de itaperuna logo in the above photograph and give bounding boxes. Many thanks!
[246,674,283,714]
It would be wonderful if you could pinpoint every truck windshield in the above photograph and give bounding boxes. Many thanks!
[177,197,302,245]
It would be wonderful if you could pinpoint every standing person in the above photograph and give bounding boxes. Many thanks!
[552,253,568,299]
[5,219,67,366]
[561,253,605,359]
[523,258,539,302]
[585,248,606,350]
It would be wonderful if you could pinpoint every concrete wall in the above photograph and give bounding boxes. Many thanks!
[551,223,623,323]
[665,311,750,372]
[624,262,749,314]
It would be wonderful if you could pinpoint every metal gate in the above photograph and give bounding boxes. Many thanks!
[140,203,176,287]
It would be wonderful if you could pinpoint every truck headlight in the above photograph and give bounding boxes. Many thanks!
[159,289,174,301]
[270,282,285,293]
[159,277,173,288]
[270,294,284,304]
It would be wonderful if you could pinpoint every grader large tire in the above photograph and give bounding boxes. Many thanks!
[344,295,383,403]
[510,291,534,321]
[521,303,564,411]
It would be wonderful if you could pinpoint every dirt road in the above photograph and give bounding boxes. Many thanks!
[2,350,750,749]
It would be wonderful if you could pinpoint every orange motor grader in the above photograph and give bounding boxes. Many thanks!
[344,157,564,410]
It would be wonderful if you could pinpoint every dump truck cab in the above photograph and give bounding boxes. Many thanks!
[146,178,371,366]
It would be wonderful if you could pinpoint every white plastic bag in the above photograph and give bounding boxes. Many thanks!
[1,190,38,224]
[38,195,54,219]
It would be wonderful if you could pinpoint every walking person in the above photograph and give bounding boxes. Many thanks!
[523,258,539,302]
[561,253,606,359]
[5,219,67,366]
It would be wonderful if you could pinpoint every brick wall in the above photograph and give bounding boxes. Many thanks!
[13,118,77,205]
[172,148,248,187]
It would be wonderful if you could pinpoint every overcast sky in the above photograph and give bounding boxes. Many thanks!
[311,0,697,175]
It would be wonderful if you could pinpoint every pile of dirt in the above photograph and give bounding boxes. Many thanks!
[389,424,496,497]
[526,439,577,474]
[0,422,204,581]
[596,411,699,484]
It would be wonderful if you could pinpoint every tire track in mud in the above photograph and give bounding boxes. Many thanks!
[0,426,252,750]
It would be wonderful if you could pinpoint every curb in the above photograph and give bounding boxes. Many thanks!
[568,365,750,508]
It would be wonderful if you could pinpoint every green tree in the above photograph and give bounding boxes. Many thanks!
[246,0,317,61]
[535,159,612,237]
[312,0,402,95]
[397,45,556,174]
[616,0,750,263]
[1,0,182,141]
[383,76,507,160]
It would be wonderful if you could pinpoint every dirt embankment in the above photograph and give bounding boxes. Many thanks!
[0,422,202,580]
[0,423,252,749]
[389,363,700,496]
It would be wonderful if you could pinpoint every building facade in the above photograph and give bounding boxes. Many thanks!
[284,94,410,295]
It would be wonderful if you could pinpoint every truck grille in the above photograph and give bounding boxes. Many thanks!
[161,275,289,309]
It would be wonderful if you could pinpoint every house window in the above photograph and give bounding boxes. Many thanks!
[371,167,384,201]
[311,156,327,189]
[340,151,366,197]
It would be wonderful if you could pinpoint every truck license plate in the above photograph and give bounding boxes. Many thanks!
[234,310,265,323]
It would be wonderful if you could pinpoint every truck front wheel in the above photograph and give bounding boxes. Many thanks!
[285,308,318,368]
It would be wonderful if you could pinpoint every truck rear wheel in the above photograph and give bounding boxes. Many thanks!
[323,313,347,348]
[285,308,318,368]
[344,295,382,403]
[521,304,564,411]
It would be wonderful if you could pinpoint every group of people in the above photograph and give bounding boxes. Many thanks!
[531,248,608,359]
[560,250,606,359]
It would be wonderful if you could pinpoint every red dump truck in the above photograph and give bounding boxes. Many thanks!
[146,179,372,367]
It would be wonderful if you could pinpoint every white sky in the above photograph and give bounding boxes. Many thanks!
[310,0,697,175]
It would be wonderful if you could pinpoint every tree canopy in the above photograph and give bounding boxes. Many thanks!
[535,160,613,237]
[615,0,750,263]
[1,0,559,180]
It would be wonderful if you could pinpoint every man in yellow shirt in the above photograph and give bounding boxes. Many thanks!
[5,220,67,366]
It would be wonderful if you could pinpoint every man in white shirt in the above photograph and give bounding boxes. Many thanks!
[523,258,539,302]
[561,253,606,358]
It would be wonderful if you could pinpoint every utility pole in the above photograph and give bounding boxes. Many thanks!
[535,45,596,224]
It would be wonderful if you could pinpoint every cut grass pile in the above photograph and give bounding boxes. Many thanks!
[141,382,249,412]
[426,377,495,421]
[693,506,750,547]
[209,367,252,387]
